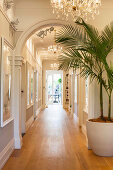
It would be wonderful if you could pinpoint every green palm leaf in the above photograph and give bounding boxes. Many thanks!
[56,17,113,120]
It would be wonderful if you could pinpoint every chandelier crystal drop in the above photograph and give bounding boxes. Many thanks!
[50,0,101,21]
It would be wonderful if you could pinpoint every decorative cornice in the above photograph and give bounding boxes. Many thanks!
[4,38,14,50]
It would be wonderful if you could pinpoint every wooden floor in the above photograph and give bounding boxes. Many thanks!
[3,105,113,170]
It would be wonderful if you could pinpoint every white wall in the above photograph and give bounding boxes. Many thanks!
[0,5,15,168]
[22,39,42,131]
[14,0,56,31]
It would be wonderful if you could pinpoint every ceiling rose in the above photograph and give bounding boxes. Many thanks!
[50,0,101,21]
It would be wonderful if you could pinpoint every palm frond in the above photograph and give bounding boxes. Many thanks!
[101,22,113,53]
[56,18,113,97]
[75,18,101,47]
[55,23,87,48]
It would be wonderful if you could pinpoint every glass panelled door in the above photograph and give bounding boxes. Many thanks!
[53,74,62,104]
[47,73,62,105]
[47,74,53,104]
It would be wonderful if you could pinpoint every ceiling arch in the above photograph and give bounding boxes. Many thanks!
[15,19,71,56]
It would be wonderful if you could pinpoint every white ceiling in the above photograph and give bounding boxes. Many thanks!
[14,0,113,61]
[13,0,113,31]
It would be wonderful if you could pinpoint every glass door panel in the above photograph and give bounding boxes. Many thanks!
[47,75,53,104]
[47,73,62,105]
[53,74,62,104]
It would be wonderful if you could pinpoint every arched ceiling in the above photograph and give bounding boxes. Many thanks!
[31,25,63,60]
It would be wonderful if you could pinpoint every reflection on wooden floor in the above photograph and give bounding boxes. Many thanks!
[3,105,113,170]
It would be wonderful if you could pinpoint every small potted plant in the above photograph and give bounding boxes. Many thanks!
[56,18,113,156]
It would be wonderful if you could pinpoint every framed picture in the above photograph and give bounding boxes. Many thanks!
[0,37,14,127]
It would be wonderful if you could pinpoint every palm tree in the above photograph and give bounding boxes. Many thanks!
[56,18,113,120]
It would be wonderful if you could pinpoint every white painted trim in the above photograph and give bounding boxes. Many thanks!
[25,115,34,131]
[36,106,42,117]
[74,113,79,123]
[81,124,91,149]
[25,106,42,131]
[14,136,22,149]
[0,138,14,169]
[82,124,87,137]
[27,103,34,110]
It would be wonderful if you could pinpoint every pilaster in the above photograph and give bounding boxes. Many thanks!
[13,56,24,149]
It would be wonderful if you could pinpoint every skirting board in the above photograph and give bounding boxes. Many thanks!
[25,115,34,131]
[36,106,42,117]
[82,124,87,137]
[0,138,14,169]
[26,107,42,131]
[74,113,79,123]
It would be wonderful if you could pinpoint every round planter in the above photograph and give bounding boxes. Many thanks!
[86,120,113,157]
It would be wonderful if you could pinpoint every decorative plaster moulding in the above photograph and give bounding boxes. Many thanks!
[4,0,14,11]
[0,2,18,31]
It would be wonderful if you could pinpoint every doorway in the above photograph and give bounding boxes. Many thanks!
[46,70,63,105]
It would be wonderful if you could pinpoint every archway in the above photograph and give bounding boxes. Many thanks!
[13,19,70,149]
[15,19,70,56]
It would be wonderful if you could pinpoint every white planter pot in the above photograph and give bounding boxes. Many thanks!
[86,120,113,157]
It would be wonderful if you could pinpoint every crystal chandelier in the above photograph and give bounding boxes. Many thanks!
[50,63,59,69]
[48,45,62,54]
[48,29,63,54]
[50,0,101,21]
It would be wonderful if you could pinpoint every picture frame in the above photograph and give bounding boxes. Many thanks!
[0,37,14,127]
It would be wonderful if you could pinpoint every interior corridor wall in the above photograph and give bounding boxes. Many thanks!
[0,7,15,162]
[22,43,42,129]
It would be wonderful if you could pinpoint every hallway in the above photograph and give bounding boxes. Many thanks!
[3,105,113,170]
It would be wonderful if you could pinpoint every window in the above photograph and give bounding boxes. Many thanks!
[31,70,33,104]
[26,39,34,55]
[36,72,39,102]
[85,78,89,112]
[27,39,29,49]
[27,70,30,105]
[32,44,34,57]
[29,39,32,53]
